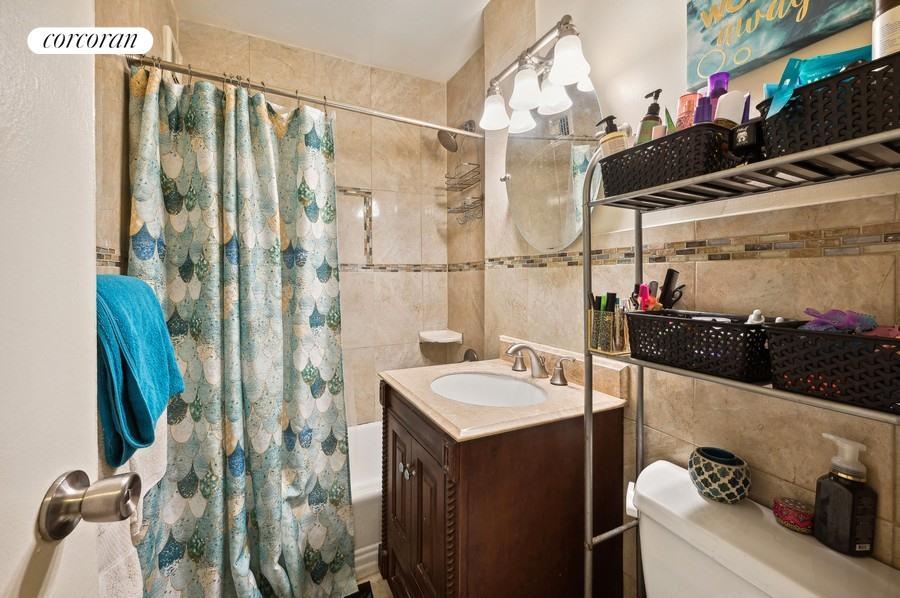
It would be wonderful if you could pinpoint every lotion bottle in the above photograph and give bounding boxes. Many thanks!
[813,433,877,557]
[597,116,628,158]
[875,0,900,59]
[636,89,663,145]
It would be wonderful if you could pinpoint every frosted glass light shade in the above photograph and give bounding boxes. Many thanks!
[576,74,595,92]
[508,109,536,134]
[549,33,590,86]
[479,92,510,130]
[537,78,572,115]
[509,66,541,110]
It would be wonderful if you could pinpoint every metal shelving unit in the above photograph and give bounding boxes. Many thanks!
[580,128,900,598]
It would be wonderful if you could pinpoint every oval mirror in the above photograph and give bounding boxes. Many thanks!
[504,77,603,252]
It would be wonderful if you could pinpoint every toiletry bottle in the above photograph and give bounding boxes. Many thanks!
[875,0,900,59]
[676,92,700,130]
[597,116,628,157]
[636,89,663,145]
[708,72,730,115]
[814,433,877,557]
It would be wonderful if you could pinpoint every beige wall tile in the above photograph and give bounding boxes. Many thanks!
[140,0,177,57]
[695,196,896,240]
[339,272,375,349]
[343,347,375,425]
[371,67,422,117]
[592,221,695,251]
[179,21,250,76]
[484,267,528,358]
[374,342,447,389]
[372,120,420,192]
[874,519,894,566]
[692,381,895,521]
[334,111,373,190]
[372,191,421,264]
[894,524,900,569]
[695,255,896,322]
[248,36,315,93]
[526,265,582,352]
[372,272,422,346]
[313,53,371,106]
[642,370,694,444]
[421,192,448,264]
[624,419,694,483]
[421,127,447,193]
[448,270,485,360]
[448,199,486,263]
[423,272,448,330]
[336,192,366,264]
[483,0,535,88]
[447,47,484,128]
[748,468,815,510]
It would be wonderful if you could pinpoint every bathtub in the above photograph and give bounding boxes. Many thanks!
[348,420,383,579]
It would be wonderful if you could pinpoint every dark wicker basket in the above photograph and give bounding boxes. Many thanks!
[757,52,900,158]
[627,310,772,382]
[765,321,900,414]
[599,124,737,197]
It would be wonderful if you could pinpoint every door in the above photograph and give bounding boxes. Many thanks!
[387,414,416,595]
[0,0,99,595]
[411,442,446,598]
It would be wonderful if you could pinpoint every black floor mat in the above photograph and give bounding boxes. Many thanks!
[345,580,373,598]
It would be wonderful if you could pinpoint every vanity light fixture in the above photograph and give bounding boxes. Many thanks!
[479,84,510,131]
[548,25,591,86]
[576,74,595,93]
[537,77,572,116]
[508,62,541,111]
[508,109,537,134]
[478,15,590,130]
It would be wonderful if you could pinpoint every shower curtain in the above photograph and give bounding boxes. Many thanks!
[127,67,355,597]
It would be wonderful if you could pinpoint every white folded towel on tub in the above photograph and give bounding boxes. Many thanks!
[97,415,168,597]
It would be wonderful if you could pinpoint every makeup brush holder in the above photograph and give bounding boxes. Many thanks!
[588,309,630,355]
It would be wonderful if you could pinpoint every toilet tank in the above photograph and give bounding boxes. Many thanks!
[633,461,900,598]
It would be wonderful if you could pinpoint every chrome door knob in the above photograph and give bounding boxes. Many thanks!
[38,470,141,541]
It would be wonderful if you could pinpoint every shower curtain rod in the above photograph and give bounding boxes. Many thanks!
[125,55,484,139]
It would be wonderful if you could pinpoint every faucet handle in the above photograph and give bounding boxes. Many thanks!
[550,358,575,386]
[511,353,527,372]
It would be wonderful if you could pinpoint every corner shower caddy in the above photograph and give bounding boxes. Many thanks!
[581,127,900,597]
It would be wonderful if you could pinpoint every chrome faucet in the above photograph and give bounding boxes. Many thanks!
[505,343,550,378]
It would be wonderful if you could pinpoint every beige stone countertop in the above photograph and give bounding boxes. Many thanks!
[378,359,625,442]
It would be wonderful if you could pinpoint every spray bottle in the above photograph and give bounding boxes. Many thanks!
[813,433,877,556]
[636,89,663,145]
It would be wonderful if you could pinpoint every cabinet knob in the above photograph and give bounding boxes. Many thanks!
[398,461,404,474]
[403,466,411,480]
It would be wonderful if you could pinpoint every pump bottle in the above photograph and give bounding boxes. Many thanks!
[597,115,628,158]
[636,89,663,145]
[813,433,877,556]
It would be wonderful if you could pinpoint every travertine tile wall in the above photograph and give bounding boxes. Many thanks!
[447,47,486,362]
[476,0,900,590]
[176,20,451,426]
[95,0,179,274]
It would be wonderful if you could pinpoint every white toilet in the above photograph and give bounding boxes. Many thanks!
[632,461,900,597]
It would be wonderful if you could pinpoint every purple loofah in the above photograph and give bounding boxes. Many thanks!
[802,308,877,333]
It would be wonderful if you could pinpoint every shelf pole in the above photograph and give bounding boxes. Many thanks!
[634,210,646,598]
[582,147,603,598]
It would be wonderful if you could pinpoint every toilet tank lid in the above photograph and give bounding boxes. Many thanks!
[633,461,900,598]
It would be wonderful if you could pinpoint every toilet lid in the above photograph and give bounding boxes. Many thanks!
[633,461,900,598]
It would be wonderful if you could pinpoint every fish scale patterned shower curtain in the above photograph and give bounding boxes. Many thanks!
[127,67,356,597]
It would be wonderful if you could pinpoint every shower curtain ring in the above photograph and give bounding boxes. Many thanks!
[323,95,328,117]
[186,64,193,87]
[296,89,300,110]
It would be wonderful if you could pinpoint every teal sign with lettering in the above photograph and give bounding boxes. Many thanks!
[687,0,872,90]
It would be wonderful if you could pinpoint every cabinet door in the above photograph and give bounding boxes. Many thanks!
[412,441,446,598]
[387,414,415,595]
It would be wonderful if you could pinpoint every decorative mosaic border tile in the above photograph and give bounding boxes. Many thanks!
[484,221,900,269]
[448,260,485,272]
[339,263,449,273]
[96,245,122,269]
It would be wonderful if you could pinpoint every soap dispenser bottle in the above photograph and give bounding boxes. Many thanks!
[636,89,663,145]
[597,116,628,158]
[813,433,877,556]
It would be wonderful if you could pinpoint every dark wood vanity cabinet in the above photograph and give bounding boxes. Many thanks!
[378,381,624,598]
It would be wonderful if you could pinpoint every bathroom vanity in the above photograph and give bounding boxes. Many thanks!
[377,360,625,598]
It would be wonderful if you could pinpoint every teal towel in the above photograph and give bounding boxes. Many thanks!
[97,275,183,467]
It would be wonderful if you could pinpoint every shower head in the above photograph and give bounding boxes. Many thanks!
[438,129,458,152]
[437,120,476,153]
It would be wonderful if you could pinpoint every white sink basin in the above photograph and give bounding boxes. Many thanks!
[430,372,547,407]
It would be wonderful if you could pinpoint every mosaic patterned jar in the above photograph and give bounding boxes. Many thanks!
[689,447,751,504]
